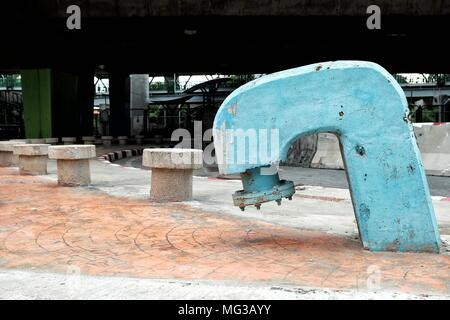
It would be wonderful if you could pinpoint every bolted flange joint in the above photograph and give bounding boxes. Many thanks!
[232,166,295,211]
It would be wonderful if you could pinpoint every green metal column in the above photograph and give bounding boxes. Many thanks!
[21,69,52,138]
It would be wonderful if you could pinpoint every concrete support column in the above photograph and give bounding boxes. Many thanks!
[109,72,130,137]
[48,145,96,186]
[130,74,149,136]
[51,70,79,138]
[51,68,95,138]
[78,69,95,137]
[142,148,203,202]
[21,68,94,140]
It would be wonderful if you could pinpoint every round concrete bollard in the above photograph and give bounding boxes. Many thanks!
[0,141,26,167]
[135,135,144,144]
[82,136,95,145]
[62,137,77,145]
[102,136,113,146]
[118,136,128,146]
[13,144,49,175]
[48,145,96,186]
[142,148,203,202]
[45,138,59,145]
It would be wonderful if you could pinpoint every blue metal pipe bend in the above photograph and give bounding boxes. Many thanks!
[213,61,441,253]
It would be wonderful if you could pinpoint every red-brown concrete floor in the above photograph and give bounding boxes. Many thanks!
[0,167,449,296]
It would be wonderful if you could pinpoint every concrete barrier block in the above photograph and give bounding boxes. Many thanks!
[142,148,203,202]
[102,136,113,146]
[82,136,95,145]
[143,148,203,170]
[13,144,49,175]
[48,145,96,186]
[135,135,144,144]
[0,141,26,167]
[414,123,450,176]
[0,141,24,152]
[45,138,59,144]
[49,145,96,160]
[310,133,344,169]
[9,139,30,143]
[13,144,49,156]
[118,136,128,146]
[307,125,450,177]
[62,137,77,145]
[29,138,46,144]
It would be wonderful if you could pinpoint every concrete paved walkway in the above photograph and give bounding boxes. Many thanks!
[0,159,449,299]
[116,154,450,197]
[1,268,446,300]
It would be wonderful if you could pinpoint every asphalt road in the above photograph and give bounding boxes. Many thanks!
[116,156,450,197]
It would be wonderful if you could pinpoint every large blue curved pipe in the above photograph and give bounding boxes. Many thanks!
[213,61,440,253]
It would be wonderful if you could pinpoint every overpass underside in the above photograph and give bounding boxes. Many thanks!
[1,0,450,73]
[1,0,449,139]
[2,15,450,74]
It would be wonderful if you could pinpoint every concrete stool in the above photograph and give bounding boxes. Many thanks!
[29,138,46,144]
[45,138,59,145]
[62,137,77,145]
[118,136,128,146]
[13,144,49,175]
[0,141,26,167]
[142,148,203,202]
[135,135,144,144]
[82,136,95,145]
[48,145,96,186]
[102,136,113,146]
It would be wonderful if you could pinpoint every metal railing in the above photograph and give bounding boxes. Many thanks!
[0,78,21,90]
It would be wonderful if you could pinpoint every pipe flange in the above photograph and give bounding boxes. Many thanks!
[232,179,295,210]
